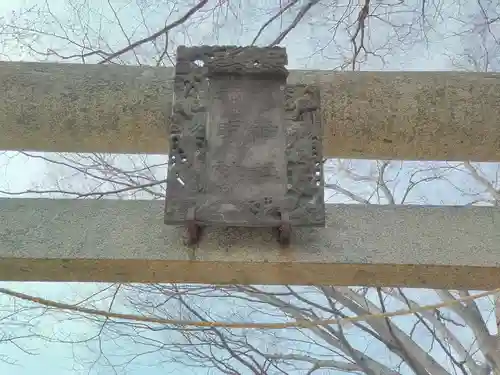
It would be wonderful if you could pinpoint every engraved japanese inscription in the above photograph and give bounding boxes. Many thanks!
[196,75,287,225]
[164,45,325,229]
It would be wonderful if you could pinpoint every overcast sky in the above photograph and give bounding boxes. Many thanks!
[0,0,499,373]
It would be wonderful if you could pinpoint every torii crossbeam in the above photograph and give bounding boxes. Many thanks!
[1,46,500,288]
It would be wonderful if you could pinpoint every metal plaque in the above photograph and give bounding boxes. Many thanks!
[164,45,325,231]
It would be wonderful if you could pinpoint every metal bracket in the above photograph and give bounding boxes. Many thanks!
[164,45,325,246]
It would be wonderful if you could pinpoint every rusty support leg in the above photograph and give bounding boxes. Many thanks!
[276,211,291,246]
[186,207,202,246]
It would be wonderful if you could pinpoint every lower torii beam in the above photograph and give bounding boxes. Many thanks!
[1,61,500,161]
[1,198,499,289]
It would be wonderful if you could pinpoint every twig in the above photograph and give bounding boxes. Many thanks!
[98,0,209,64]
[251,0,301,45]
[269,0,321,46]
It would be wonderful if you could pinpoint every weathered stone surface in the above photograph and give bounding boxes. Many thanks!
[164,45,292,225]
[164,46,209,224]
[174,45,288,77]
[284,84,325,226]
[0,61,172,154]
[2,198,500,289]
[164,46,324,227]
[1,61,500,161]
[197,75,288,226]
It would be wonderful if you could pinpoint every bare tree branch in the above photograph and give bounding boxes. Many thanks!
[98,0,209,64]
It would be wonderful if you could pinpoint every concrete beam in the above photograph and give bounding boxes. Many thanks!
[1,198,500,289]
[1,61,500,161]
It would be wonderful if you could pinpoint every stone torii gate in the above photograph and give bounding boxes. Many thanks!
[1,46,500,290]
